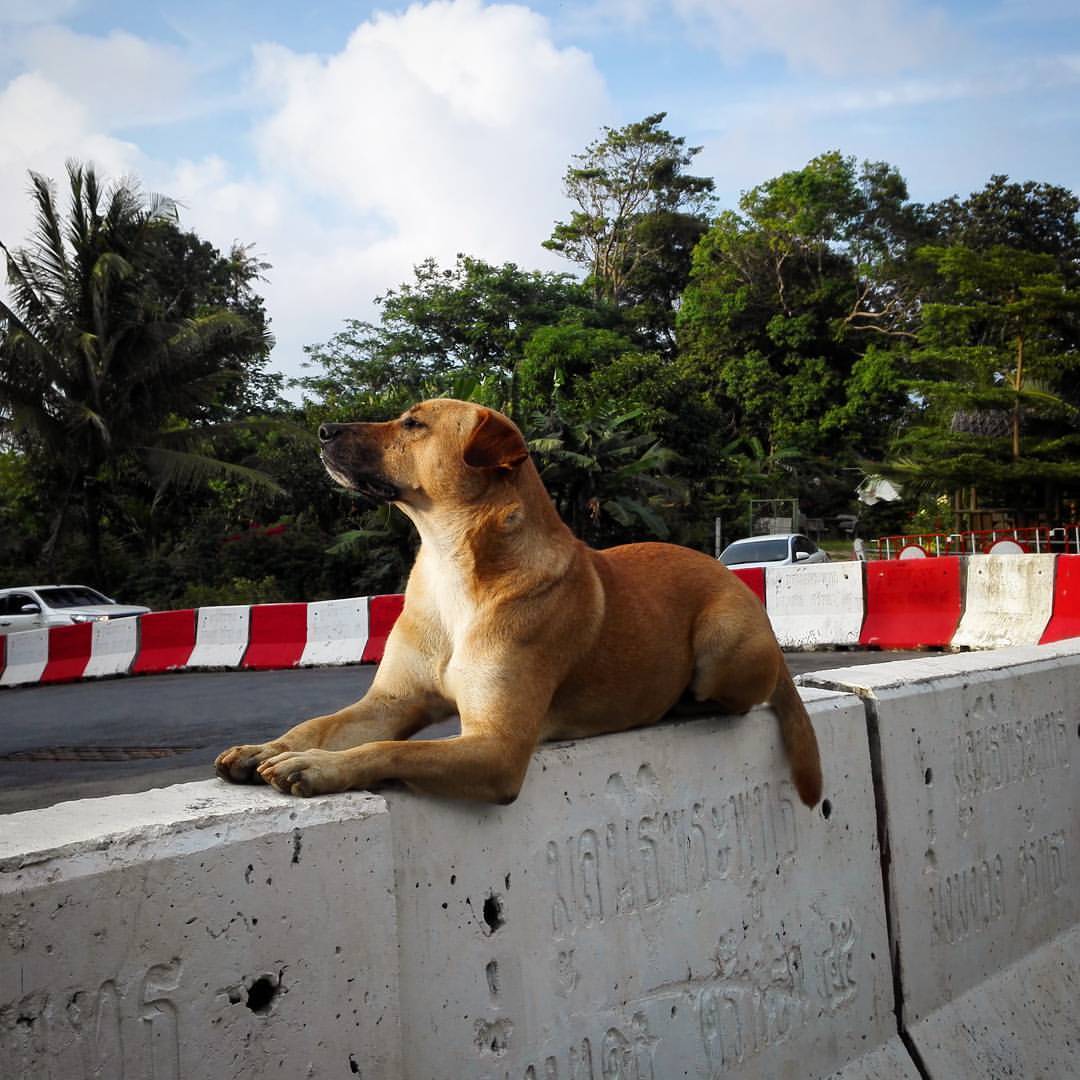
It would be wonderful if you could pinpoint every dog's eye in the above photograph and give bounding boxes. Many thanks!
[401,416,425,431]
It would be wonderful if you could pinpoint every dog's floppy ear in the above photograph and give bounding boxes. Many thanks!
[463,408,529,472]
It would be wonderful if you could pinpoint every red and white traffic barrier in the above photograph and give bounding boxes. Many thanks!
[1039,553,1080,644]
[0,594,398,689]
[860,557,963,650]
[3,557,1079,690]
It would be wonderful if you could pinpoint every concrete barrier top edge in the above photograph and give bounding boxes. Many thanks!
[0,779,388,882]
[796,638,1080,695]
[0,691,858,876]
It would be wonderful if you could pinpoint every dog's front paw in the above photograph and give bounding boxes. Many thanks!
[215,742,286,784]
[257,749,346,797]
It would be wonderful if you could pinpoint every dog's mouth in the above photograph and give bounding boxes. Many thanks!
[321,453,400,505]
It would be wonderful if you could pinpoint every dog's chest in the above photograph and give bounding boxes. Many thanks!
[418,556,477,650]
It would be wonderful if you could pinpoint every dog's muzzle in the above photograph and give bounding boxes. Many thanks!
[319,423,400,504]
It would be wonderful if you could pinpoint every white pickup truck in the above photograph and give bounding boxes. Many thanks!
[0,585,150,636]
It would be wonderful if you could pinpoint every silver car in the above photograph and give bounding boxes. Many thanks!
[718,533,830,571]
[0,585,150,636]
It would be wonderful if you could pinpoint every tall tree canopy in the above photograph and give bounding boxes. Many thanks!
[889,244,1080,512]
[0,162,277,576]
[544,112,715,349]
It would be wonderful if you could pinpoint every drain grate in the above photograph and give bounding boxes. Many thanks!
[0,746,196,762]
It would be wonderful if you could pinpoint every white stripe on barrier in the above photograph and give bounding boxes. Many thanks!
[186,605,251,669]
[800,640,1080,1078]
[83,617,139,679]
[0,627,49,687]
[0,785,402,1078]
[300,597,369,667]
[766,561,864,648]
[952,553,1055,649]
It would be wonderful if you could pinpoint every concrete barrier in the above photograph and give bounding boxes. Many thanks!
[131,609,197,674]
[952,554,1055,649]
[1041,553,1080,643]
[385,689,910,1079]
[800,640,1080,1079]
[82,617,140,679]
[300,598,369,666]
[241,602,309,670]
[766,562,865,648]
[860,556,962,649]
[186,605,251,669]
[0,690,917,1078]
[0,785,402,1079]
[0,627,49,687]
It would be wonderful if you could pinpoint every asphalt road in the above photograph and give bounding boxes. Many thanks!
[0,650,921,815]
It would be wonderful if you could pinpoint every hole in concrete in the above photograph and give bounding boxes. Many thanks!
[349,1054,361,1075]
[924,767,934,785]
[486,960,499,996]
[483,894,505,934]
[246,976,279,1014]
[821,799,833,820]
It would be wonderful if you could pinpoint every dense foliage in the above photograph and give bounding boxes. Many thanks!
[2,126,1078,607]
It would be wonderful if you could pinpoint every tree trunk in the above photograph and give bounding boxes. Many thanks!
[1012,332,1024,460]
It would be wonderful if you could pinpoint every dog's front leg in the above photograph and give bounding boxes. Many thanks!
[256,662,554,803]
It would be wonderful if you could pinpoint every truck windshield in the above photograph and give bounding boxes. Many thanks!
[35,587,111,608]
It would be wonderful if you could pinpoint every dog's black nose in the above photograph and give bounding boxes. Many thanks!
[318,423,344,444]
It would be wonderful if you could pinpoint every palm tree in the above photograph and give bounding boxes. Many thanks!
[0,162,278,578]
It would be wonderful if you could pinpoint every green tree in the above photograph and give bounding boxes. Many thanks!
[926,176,1080,279]
[544,112,714,346]
[678,153,915,465]
[527,401,687,545]
[0,162,276,579]
[296,255,589,421]
[888,244,1080,515]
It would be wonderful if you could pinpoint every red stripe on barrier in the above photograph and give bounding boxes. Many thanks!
[362,594,405,662]
[40,622,93,683]
[132,610,196,674]
[242,603,308,670]
[1041,555,1080,643]
[731,567,766,605]
[860,558,962,649]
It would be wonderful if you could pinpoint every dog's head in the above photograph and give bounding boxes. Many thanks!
[318,399,530,508]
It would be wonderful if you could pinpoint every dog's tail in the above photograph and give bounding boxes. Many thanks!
[770,664,823,808]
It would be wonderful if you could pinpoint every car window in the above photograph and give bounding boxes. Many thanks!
[4,593,38,614]
[793,536,818,557]
[720,539,790,565]
[35,587,111,608]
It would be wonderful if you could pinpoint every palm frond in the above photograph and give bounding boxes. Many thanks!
[137,446,285,496]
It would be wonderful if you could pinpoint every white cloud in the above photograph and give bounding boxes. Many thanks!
[700,0,950,75]
[17,26,197,127]
[252,0,606,249]
[0,73,142,253]
[0,0,80,27]
[578,0,952,77]
[221,0,610,382]
[1,1,610,390]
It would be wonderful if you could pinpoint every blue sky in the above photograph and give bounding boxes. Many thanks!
[2,0,1078,388]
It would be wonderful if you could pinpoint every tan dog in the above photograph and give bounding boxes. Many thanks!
[215,400,822,807]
